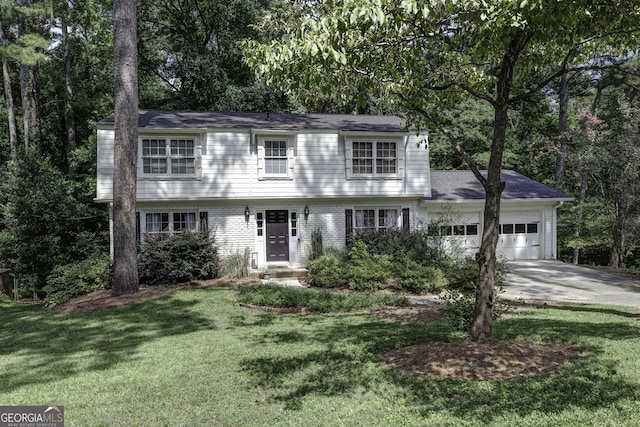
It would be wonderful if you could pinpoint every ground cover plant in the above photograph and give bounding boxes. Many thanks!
[2,285,640,426]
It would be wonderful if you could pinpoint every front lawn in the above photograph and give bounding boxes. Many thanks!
[1,289,640,426]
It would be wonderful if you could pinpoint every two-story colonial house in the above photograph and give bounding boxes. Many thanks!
[96,110,571,269]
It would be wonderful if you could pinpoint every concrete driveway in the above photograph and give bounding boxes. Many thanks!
[502,260,640,308]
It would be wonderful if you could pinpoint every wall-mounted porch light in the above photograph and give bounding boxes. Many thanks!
[244,206,250,222]
[304,205,310,219]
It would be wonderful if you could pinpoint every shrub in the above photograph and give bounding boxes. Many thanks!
[238,285,408,312]
[307,253,347,288]
[439,289,512,331]
[393,258,447,294]
[43,254,111,307]
[138,231,219,285]
[345,242,391,291]
[220,248,249,278]
[309,227,324,261]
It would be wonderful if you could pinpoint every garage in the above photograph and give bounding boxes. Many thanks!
[497,213,541,260]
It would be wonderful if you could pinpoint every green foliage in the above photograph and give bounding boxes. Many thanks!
[219,248,249,279]
[307,252,347,288]
[238,284,408,313]
[392,258,447,294]
[309,227,324,261]
[138,231,219,285]
[345,242,391,291]
[0,148,108,288]
[439,289,512,332]
[43,254,111,307]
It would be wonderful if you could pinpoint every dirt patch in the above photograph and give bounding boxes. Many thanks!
[373,304,447,323]
[53,277,259,314]
[384,337,578,381]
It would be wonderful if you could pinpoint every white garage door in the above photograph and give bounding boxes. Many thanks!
[497,213,541,260]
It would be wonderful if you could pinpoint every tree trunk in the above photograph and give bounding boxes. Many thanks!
[62,13,77,175]
[0,21,19,169]
[555,70,569,190]
[112,0,139,296]
[572,167,588,265]
[470,33,523,341]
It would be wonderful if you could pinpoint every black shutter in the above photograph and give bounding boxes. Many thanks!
[199,211,209,232]
[136,212,141,242]
[402,208,410,232]
[345,209,353,247]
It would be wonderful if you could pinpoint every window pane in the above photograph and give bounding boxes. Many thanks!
[173,212,196,232]
[453,225,465,235]
[527,223,538,233]
[502,224,514,234]
[143,158,167,173]
[170,139,194,156]
[146,213,169,234]
[378,209,398,229]
[352,142,373,174]
[376,142,397,174]
[355,209,375,230]
[171,158,195,174]
[515,223,526,234]
[467,224,478,235]
[264,140,287,174]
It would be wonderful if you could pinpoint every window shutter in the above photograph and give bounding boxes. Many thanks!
[199,211,209,232]
[136,212,141,242]
[402,208,410,232]
[344,139,353,179]
[287,140,295,175]
[257,139,265,179]
[397,140,405,177]
[345,209,353,247]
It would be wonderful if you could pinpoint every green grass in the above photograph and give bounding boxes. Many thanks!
[2,290,640,426]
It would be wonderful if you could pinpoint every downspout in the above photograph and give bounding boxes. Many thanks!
[403,135,409,195]
[552,201,564,260]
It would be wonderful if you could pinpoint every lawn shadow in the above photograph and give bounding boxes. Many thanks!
[0,294,216,393]
[241,308,640,421]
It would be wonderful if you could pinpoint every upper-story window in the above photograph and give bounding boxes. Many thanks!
[141,137,198,177]
[346,138,402,179]
[257,136,295,179]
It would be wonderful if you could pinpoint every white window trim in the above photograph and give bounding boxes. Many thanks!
[256,135,296,180]
[345,137,404,180]
[138,135,203,180]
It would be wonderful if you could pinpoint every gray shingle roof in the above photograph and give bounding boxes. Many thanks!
[427,170,572,201]
[98,110,408,133]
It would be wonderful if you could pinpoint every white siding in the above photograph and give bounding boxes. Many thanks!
[96,128,430,201]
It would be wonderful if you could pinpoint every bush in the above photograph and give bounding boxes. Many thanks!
[238,285,408,312]
[220,248,249,278]
[307,252,347,288]
[345,241,391,291]
[439,289,512,331]
[138,231,219,285]
[43,254,111,307]
[393,258,447,294]
[309,227,323,261]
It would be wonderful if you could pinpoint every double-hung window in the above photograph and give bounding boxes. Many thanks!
[141,137,197,176]
[346,138,401,179]
[257,135,295,179]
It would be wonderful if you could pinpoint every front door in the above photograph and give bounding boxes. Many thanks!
[266,210,289,262]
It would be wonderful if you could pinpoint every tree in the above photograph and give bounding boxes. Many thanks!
[244,0,640,340]
[111,0,138,296]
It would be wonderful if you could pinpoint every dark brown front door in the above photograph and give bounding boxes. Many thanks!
[266,210,289,262]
